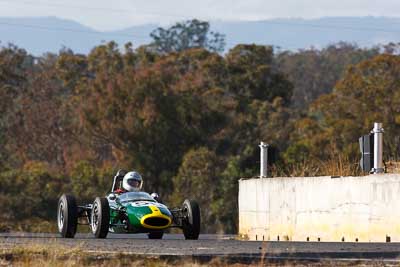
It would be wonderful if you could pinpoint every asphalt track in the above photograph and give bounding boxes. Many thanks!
[1,233,400,265]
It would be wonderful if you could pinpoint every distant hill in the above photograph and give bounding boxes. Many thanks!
[213,17,400,51]
[0,16,399,55]
[0,17,156,55]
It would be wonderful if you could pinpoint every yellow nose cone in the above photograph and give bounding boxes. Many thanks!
[140,205,172,229]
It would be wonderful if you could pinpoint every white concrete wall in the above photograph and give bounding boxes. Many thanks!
[239,174,400,242]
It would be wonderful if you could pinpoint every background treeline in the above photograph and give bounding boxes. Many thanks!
[1,19,400,233]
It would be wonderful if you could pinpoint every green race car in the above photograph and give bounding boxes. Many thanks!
[57,170,200,239]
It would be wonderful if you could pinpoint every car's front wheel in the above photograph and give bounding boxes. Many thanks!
[182,199,200,240]
[57,194,78,238]
[91,197,110,238]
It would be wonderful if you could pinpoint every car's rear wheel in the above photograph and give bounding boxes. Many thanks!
[57,194,78,238]
[182,199,200,240]
[91,197,110,238]
[148,231,164,239]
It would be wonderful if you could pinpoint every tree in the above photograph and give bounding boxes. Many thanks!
[276,42,380,110]
[0,45,32,168]
[0,161,64,221]
[6,53,76,169]
[215,45,293,168]
[149,19,225,54]
[66,43,227,195]
[170,147,221,233]
[226,44,293,106]
[286,54,400,163]
[70,160,112,202]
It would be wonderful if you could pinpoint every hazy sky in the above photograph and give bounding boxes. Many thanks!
[0,0,400,30]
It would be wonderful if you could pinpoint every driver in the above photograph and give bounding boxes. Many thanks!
[115,171,143,194]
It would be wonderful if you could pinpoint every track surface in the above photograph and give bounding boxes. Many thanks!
[1,233,400,264]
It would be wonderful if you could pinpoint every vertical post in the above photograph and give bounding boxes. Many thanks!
[259,142,269,177]
[372,122,384,174]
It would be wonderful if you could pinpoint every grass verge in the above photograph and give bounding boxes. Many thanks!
[0,243,395,267]
[0,243,253,267]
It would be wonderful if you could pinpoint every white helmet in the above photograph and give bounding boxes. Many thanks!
[122,171,143,192]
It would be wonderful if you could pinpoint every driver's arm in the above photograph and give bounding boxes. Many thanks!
[114,188,125,194]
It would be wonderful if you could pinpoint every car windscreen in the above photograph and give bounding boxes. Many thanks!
[119,192,155,203]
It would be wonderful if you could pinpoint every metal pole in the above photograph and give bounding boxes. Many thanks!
[259,142,269,177]
[372,122,384,174]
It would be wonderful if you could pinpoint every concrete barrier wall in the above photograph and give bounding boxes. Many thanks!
[239,174,400,242]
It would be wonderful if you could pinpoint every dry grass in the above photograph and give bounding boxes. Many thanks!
[319,156,362,177]
[0,219,59,235]
[385,161,400,173]
[0,243,245,267]
[271,155,363,178]
[14,219,58,233]
[0,243,394,267]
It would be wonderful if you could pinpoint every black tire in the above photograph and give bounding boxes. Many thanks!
[148,231,164,239]
[91,197,110,238]
[57,194,78,238]
[182,199,200,240]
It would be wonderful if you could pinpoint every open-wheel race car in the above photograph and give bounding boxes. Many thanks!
[57,170,200,239]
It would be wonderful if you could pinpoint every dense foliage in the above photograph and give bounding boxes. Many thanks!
[0,22,399,233]
[149,19,226,54]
